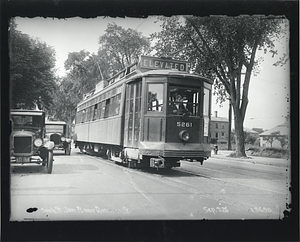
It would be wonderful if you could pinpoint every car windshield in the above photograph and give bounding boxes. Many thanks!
[11,115,43,129]
[46,124,64,133]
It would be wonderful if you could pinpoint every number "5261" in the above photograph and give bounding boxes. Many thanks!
[177,122,193,127]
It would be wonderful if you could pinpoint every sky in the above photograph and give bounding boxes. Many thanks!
[14,16,290,130]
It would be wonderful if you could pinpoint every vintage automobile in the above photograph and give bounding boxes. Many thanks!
[45,120,72,155]
[10,109,54,174]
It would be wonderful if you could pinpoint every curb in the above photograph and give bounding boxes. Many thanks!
[211,152,288,167]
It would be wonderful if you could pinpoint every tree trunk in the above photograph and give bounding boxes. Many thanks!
[234,111,247,157]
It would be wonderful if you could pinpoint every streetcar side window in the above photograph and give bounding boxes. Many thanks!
[113,93,121,116]
[93,104,98,120]
[86,107,90,121]
[87,106,93,122]
[99,100,105,119]
[147,84,164,112]
[104,99,110,118]
[82,109,86,123]
[203,88,210,138]
[203,87,210,116]
[78,110,83,123]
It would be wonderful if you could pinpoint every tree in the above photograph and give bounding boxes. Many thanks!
[47,50,98,124]
[9,19,57,111]
[47,76,80,124]
[53,23,152,124]
[151,16,287,157]
[98,23,151,73]
[244,132,257,145]
[64,50,100,97]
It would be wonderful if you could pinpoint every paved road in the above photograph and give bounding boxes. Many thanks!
[10,148,290,221]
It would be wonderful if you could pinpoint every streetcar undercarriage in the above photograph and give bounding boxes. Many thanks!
[74,141,208,169]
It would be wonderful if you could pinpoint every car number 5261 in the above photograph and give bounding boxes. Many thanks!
[177,122,193,127]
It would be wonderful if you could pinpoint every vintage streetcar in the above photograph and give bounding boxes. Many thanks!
[45,120,72,155]
[74,56,213,169]
[10,109,55,174]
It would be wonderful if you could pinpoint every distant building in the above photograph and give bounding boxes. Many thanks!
[252,127,265,134]
[243,127,259,139]
[210,111,229,144]
[259,117,289,148]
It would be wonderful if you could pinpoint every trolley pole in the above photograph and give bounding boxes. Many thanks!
[228,99,232,150]
[89,54,104,80]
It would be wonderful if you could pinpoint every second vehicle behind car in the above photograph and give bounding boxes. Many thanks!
[45,121,72,155]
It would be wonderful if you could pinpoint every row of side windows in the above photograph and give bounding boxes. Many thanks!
[213,132,225,138]
[75,93,121,124]
[214,123,225,129]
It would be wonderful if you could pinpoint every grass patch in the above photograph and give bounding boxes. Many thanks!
[248,147,289,159]
[210,144,289,159]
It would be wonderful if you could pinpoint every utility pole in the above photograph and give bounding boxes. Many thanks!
[228,99,232,150]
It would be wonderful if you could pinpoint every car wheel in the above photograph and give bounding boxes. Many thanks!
[45,150,54,174]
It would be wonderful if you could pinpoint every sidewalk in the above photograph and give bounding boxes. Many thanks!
[210,150,289,167]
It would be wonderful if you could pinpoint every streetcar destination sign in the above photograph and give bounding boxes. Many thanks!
[139,55,189,72]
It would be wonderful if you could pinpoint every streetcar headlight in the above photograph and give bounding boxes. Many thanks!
[61,137,66,142]
[179,130,190,142]
[34,138,43,147]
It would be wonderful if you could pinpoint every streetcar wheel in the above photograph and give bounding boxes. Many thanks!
[45,150,54,174]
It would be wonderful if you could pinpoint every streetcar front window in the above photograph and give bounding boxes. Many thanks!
[168,85,200,116]
[203,88,210,116]
[147,84,164,112]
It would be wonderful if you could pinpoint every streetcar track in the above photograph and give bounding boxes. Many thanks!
[175,167,286,195]
[128,167,282,219]
[201,161,287,177]
[81,152,286,195]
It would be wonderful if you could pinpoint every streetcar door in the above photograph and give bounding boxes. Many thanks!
[124,81,142,147]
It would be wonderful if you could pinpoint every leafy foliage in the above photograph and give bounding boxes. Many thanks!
[98,23,151,73]
[151,16,287,157]
[47,76,80,124]
[51,23,151,124]
[244,132,257,145]
[9,19,57,111]
[64,50,100,96]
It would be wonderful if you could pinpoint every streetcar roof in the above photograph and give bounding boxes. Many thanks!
[76,69,213,107]
[127,69,213,84]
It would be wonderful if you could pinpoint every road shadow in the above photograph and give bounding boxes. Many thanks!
[52,150,70,156]
[11,164,46,174]
[53,163,100,174]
